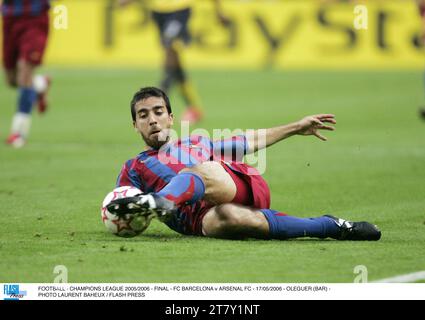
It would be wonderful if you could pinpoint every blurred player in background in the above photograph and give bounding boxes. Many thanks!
[118,0,229,123]
[107,87,382,241]
[417,0,425,119]
[1,0,52,148]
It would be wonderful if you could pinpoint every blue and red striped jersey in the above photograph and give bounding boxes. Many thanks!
[1,0,50,17]
[116,135,248,193]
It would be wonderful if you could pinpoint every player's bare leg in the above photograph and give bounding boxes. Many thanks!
[6,60,51,147]
[202,204,270,239]
[18,59,50,114]
[163,46,203,123]
[202,204,381,241]
[160,47,180,92]
[180,161,236,205]
[6,60,37,147]
[17,59,35,87]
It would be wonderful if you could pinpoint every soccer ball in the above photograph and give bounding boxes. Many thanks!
[33,75,48,93]
[101,186,151,237]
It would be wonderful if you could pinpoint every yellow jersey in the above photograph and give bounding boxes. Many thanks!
[149,0,193,13]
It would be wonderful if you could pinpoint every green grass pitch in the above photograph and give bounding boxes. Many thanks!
[0,69,424,283]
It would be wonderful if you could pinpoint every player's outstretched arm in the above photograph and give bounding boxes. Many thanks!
[246,114,336,153]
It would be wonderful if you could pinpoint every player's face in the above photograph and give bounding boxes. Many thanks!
[133,96,174,149]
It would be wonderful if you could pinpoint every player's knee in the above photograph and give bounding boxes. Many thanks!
[213,204,243,233]
[17,61,36,87]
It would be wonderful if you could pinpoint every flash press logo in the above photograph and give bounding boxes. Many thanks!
[3,284,27,300]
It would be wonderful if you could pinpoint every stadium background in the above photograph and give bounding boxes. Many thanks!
[33,0,425,69]
[1,0,425,283]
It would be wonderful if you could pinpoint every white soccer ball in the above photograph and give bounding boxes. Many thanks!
[33,75,48,93]
[101,186,151,237]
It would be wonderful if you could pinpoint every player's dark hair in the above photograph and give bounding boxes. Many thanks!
[130,87,172,121]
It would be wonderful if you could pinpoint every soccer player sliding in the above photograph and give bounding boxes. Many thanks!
[106,87,381,241]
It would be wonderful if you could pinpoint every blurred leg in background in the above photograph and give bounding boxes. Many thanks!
[152,7,204,124]
[2,6,51,148]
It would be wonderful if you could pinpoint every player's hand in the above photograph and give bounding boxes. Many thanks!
[296,114,336,141]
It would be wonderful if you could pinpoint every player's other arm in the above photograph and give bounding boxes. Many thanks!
[246,114,336,153]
